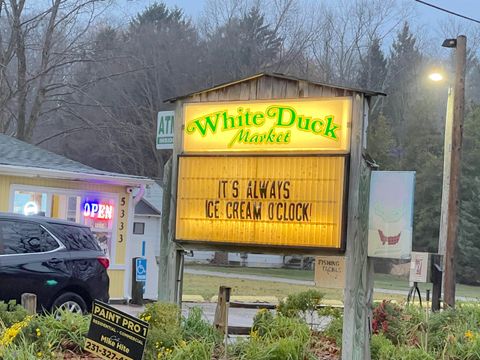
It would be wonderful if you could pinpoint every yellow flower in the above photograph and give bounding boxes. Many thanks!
[36,328,41,337]
[144,315,151,322]
[0,316,33,348]
[37,352,42,357]
[465,330,474,340]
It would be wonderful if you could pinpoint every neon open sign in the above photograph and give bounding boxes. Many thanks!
[83,202,114,220]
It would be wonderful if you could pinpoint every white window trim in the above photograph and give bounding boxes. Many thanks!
[9,184,124,269]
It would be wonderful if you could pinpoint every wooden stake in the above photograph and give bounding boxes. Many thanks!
[21,293,36,315]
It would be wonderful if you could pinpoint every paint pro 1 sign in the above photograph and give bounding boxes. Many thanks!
[84,301,148,360]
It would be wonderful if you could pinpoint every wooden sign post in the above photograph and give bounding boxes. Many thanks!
[160,73,382,359]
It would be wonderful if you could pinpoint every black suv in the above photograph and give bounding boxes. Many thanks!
[0,213,109,313]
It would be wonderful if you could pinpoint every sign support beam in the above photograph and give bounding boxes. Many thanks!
[342,95,373,359]
[158,157,179,303]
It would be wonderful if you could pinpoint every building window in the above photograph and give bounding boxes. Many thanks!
[13,190,48,216]
[133,222,145,235]
[11,185,118,260]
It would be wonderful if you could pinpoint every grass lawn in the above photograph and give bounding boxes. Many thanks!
[185,264,480,300]
[183,273,405,302]
[186,264,314,281]
[375,273,480,299]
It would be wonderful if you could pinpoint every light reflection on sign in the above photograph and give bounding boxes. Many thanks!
[23,201,39,216]
[83,202,114,220]
[176,156,346,249]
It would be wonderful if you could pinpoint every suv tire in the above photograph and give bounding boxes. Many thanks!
[51,292,87,315]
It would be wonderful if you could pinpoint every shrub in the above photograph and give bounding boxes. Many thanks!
[0,301,28,328]
[370,334,395,360]
[182,307,221,344]
[231,314,311,360]
[237,337,309,360]
[170,339,214,360]
[141,302,182,360]
[21,311,89,355]
[372,300,405,345]
[263,316,310,344]
[322,315,343,347]
[252,308,274,337]
[1,336,38,360]
[0,315,34,357]
[277,290,324,320]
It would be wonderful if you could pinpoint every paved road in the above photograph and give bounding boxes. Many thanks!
[113,302,260,327]
[113,302,330,330]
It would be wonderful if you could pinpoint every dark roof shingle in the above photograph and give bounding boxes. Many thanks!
[0,134,149,182]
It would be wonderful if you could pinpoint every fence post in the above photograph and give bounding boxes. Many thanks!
[21,293,36,315]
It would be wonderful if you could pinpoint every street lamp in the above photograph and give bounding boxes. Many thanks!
[427,67,453,311]
[440,35,467,309]
[428,72,444,82]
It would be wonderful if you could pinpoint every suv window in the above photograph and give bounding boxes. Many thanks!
[0,220,59,255]
[47,223,101,251]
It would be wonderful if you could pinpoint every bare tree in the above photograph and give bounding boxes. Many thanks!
[309,0,412,86]
[0,0,110,141]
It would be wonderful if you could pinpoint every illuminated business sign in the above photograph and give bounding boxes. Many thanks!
[176,156,346,249]
[183,98,352,153]
[83,202,114,220]
[156,111,174,149]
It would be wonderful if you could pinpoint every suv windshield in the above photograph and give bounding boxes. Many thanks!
[48,223,101,251]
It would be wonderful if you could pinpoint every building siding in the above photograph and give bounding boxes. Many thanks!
[0,175,131,299]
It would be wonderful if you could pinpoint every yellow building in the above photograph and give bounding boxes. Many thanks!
[0,134,154,300]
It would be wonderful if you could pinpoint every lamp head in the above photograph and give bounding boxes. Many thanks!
[428,72,444,82]
[442,38,457,48]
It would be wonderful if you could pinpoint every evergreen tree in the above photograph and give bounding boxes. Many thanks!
[130,2,186,31]
[204,7,283,83]
[402,99,443,252]
[367,113,395,169]
[457,106,480,283]
[384,22,422,149]
[458,176,480,284]
[359,36,387,92]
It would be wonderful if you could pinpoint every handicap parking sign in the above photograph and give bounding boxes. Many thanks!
[136,258,147,282]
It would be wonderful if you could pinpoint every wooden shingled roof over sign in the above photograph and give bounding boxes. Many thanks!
[165,72,385,104]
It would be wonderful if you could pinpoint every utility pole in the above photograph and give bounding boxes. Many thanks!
[438,87,454,259]
[443,35,466,309]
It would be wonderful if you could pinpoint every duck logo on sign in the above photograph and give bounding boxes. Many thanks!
[83,202,114,220]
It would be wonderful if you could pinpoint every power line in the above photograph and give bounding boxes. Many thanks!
[415,0,480,25]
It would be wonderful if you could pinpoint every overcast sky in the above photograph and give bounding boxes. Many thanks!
[115,0,479,25]
[110,0,478,53]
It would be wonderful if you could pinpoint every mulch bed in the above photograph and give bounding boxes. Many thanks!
[310,332,341,360]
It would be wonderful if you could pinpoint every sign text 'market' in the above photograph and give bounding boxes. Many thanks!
[186,105,341,147]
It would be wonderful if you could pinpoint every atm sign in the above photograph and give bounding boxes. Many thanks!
[83,202,114,220]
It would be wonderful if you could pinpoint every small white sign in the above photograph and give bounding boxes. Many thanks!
[409,252,430,283]
[156,111,174,149]
[314,256,345,289]
[368,171,415,259]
